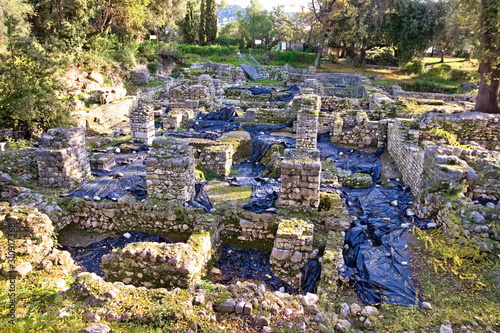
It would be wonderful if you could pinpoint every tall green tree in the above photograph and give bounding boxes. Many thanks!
[0,38,72,131]
[181,1,198,44]
[237,0,272,49]
[0,0,33,52]
[384,0,445,62]
[266,5,298,49]
[199,0,217,45]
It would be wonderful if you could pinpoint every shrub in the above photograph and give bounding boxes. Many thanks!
[137,40,159,62]
[402,60,424,74]
[328,54,339,63]
[449,69,480,83]
[271,50,316,64]
[176,44,238,57]
[147,62,159,74]
[424,64,452,79]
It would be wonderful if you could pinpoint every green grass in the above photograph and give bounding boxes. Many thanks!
[144,80,163,88]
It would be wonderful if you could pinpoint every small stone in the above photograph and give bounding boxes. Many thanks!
[340,303,350,318]
[296,321,306,331]
[406,209,416,216]
[216,298,235,313]
[261,326,272,333]
[470,211,486,224]
[57,251,73,265]
[360,306,379,316]
[243,302,253,315]
[391,200,398,206]
[258,284,266,292]
[13,262,32,277]
[335,319,351,332]
[123,232,131,238]
[193,293,205,305]
[440,324,453,333]
[350,303,362,315]
[211,267,221,275]
[235,300,245,314]
[82,323,111,333]
[364,318,372,328]
[300,293,319,306]
[421,302,432,309]
[86,312,101,323]
[253,316,270,327]
[427,222,437,229]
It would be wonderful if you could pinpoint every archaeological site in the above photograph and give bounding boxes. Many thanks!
[1,60,499,332]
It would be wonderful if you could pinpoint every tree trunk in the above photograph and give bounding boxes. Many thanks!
[430,47,434,58]
[314,36,325,68]
[475,61,500,113]
[440,52,444,63]
[474,0,500,114]
[359,48,366,65]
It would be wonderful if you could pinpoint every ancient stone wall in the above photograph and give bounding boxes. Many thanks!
[270,219,314,288]
[199,144,235,177]
[37,128,91,188]
[278,149,321,209]
[0,148,37,179]
[418,111,500,149]
[320,96,352,111]
[332,119,388,148]
[387,119,425,197]
[130,106,155,145]
[146,137,195,202]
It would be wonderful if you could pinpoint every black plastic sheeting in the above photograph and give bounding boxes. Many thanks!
[168,107,240,141]
[68,155,147,201]
[187,181,213,212]
[242,178,280,213]
[248,87,275,95]
[214,245,321,294]
[268,85,301,102]
[318,133,383,183]
[62,231,170,277]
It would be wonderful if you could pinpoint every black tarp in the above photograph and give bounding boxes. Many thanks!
[187,181,213,212]
[279,85,300,94]
[268,85,301,102]
[248,87,275,95]
[168,107,240,141]
[68,155,147,201]
[242,178,280,213]
[317,137,426,307]
[62,231,170,277]
[214,245,320,294]
[318,133,383,183]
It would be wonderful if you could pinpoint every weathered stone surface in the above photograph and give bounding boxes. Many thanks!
[216,298,236,313]
[13,262,32,277]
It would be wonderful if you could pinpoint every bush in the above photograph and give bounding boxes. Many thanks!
[147,62,159,74]
[137,40,159,62]
[449,69,480,83]
[402,60,424,75]
[176,44,238,57]
[424,64,452,79]
[366,49,398,66]
[328,54,339,63]
[271,50,316,65]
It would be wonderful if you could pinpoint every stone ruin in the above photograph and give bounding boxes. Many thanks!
[1,60,499,331]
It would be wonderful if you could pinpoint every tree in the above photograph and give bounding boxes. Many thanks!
[144,0,188,35]
[199,0,207,45]
[237,0,272,49]
[266,5,297,49]
[474,0,500,113]
[0,0,33,52]
[205,0,217,44]
[383,0,445,62]
[180,1,197,44]
[0,38,72,131]
[310,0,349,67]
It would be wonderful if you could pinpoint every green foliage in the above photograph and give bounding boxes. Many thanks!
[428,128,474,149]
[402,60,425,75]
[5,137,34,150]
[0,38,73,130]
[147,62,159,75]
[424,64,452,79]
[137,41,159,62]
[413,226,492,287]
[144,80,163,88]
[270,50,316,65]
[180,1,198,44]
[199,0,217,45]
[449,69,480,83]
[176,44,238,57]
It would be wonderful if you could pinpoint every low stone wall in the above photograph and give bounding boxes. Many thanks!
[332,119,388,148]
[278,149,321,209]
[254,107,297,124]
[101,223,218,289]
[462,148,500,200]
[270,219,314,288]
[419,111,500,149]
[324,86,361,98]
[0,148,37,179]
[74,96,137,130]
[89,153,115,171]
[199,144,235,177]
[37,128,91,188]
[146,137,195,202]
[320,96,352,111]
[170,84,214,112]
[400,91,474,103]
